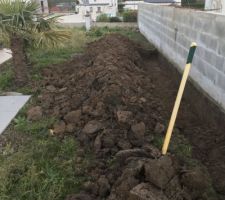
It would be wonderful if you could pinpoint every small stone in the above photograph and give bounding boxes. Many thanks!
[82,120,102,135]
[53,121,66,135]
[46,85,56,92]
[154,122,165,134]
[59,87,67,92]
[131,122,145,136]
[66,123,75,133]
[64,110,81,123]
[144,156,176,189]
[94,134,102,152]
[102,134,115,148]
[115,149,149,163]
[129,183,168,200]
[98,175,110,197]
[130,122,145,146]
[92,101,104,116]
[139,97,147,103]
[117,140,132,150]
[143,144,161,159]
[116,111,132,123]
[82,105,92,114]
[27,106,43,121]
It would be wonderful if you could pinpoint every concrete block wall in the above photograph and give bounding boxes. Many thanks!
[138,3,225,110]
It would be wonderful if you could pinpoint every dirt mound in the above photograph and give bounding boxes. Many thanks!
[31,34,220,200]
[37,34,158,139]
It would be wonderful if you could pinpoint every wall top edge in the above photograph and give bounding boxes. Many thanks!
[138,2,225,17]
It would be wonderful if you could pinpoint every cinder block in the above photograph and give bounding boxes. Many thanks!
[199,33,218,51]
[215,55,224,72]
[193,58,208,76]
[222,62,225,74]
[204,49,218,66]
[216,73,225,91]
[193,18,203,30]
[206,65,219,85]
[195,11,216,33]
[177,34,192,49]
[217,41,225,56]
[195,46,205,59]
[211,15,225,38]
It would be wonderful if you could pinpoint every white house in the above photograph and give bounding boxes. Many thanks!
[75,0,118,21]
[121,0,181,11]
[123,1,143,10]
[205,0,225,14]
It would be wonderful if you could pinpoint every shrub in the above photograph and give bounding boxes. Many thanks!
[87,27,106,37]
[123,10,137,22]
[118,4,125,13]
[0,66,13,91]
[96,14,110,22]
[109,17,122,22]
[181,0,204,9]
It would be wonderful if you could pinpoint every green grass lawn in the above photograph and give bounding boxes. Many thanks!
[0,27,153,200]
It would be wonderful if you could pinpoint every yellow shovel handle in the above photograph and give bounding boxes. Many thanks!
[162,42,197,155]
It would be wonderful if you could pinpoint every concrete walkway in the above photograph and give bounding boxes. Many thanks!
[0,49,30,135]
[0,49,12,65]
[0,96,30,135]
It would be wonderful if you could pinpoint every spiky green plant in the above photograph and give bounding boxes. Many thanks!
[0,0,70,86]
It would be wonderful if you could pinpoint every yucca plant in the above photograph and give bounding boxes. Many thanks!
[0,0,70,86]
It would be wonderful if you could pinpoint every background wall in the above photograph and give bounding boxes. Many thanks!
[205,0,225,13]
[138,3,225,110]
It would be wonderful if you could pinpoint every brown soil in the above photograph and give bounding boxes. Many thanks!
[32,34,225,200]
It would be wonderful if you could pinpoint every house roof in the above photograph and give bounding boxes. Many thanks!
[144,0,176,3]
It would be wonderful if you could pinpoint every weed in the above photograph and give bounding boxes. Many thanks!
[152,135,164,149]
[16,86,36,95]
[14,117,55,135]
[106,156,117,169]
[170,133,192,159]
[0,67,13,91]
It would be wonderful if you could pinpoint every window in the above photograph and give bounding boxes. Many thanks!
[90,7,93,12]
[97,7,101,13]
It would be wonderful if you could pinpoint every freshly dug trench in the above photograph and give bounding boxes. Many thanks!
[31,34,224,200]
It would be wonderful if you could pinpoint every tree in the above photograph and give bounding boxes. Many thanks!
[0,0,70,86]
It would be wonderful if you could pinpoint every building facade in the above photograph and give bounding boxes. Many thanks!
[75,0,118,21]
[205,0,225,13]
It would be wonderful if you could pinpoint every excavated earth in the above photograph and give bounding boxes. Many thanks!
[28,34,225,200]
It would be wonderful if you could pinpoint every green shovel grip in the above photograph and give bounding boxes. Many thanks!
[186,42,197,64]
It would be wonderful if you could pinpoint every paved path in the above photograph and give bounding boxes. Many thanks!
[0,49,12,65]
[0,50,30,135]
[0,96,30,135]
